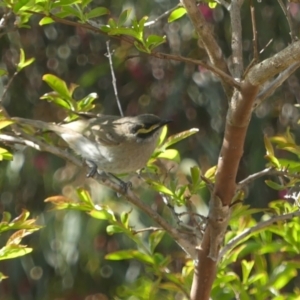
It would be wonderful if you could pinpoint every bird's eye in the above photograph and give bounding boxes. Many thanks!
[131,124,143,134]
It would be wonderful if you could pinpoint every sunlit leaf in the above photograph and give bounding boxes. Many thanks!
[17,49,35,71]
[264,135,274,156]
[157,149,180,162]
[42,74,72,100]
[107,225,124,234]
[168,7,187,23]
[106,250,155,264]
[163,128,199,149]
[265,180,286,190]
[147,180,174,196]
[0,272,8,281]
[0,245,33,260]
[0,120,14,130]
[89,209,115,221]
[39,16,54,26]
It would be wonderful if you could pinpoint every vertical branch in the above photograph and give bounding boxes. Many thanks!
[277,0,297,42]
[230,0,244,79]
[250,0,258,62]
[105,41,124,117]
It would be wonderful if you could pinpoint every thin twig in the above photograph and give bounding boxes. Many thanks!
[250,0,258,62]
[0,70,22,133]
[0,71,17,104]
[237,167,300,189]
[277,0,297,42]
[219,209,300,260]
[132,227,162,234]
[259,39,273,54]
[254,62,300,108]
[105,41,124,117]
[0,133,82,166]
[144,4,180,27]
[151,52,241,89]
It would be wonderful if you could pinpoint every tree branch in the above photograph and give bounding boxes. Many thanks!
[181,0,233,97]
[255,62,300,108]
[219,210,300,260]
[230,0,244,78]
[247,40,300,86]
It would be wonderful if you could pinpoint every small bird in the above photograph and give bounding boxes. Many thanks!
[13,114,171,180]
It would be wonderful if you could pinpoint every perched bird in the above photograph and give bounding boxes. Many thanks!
[13,114,171,180]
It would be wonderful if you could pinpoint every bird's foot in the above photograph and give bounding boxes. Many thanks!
[86,161,98,178]
[108,172,132,194]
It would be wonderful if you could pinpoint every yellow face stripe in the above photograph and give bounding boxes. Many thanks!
[136,124,161,134]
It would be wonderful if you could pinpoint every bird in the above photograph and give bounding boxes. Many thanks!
[13,114,171,185]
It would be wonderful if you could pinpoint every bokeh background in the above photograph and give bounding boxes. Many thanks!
[1,0,300,299]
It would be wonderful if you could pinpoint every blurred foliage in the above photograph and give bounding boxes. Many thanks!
[0,0,300,299]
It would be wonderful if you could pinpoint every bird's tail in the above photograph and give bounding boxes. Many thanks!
[13,117,69,135]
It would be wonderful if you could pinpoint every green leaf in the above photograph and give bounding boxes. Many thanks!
[265,154,281,168]
[147,180,173,196]
[13,0,30,12]
[86,7,109,19]
[0,120,14,130]
[0,148,13,161]
[265,180,286,190]
[241,260,255,284]
[108,18,117,29]
[40,92,74,110]
[1,212,11,223]
[134,41,149,53]
[0,272,8,281]
[89,209,115,221]
[60,6,82,20]
[190,166,201,185]
[264,135,274,156]
[168,7,187,23]
[0,245,33,261]
[204,165,217,179]
[42,74,72,100]
[107,225,124,234]
[156,149,180,162]
[0,69,7,77]
[138,16,148,33]
[146,35,166,50]
[108,28,140,39]
[120,211,130,228]
[77,188,94,207]
[39,17,54,26]
[118,9,131,27]
[105,250,154,264]
[77,92,98,110]
[270,263,297,289]
[208,1,218,9]
[158,125,168,145]
[163,128,199,149]
[52,0,81,7]
[17,49,35,71]
[149,230,165,253]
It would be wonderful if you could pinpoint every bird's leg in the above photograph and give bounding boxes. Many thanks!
[86,160,98,178]
[85,160,131,193]
[108,172,132,193]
